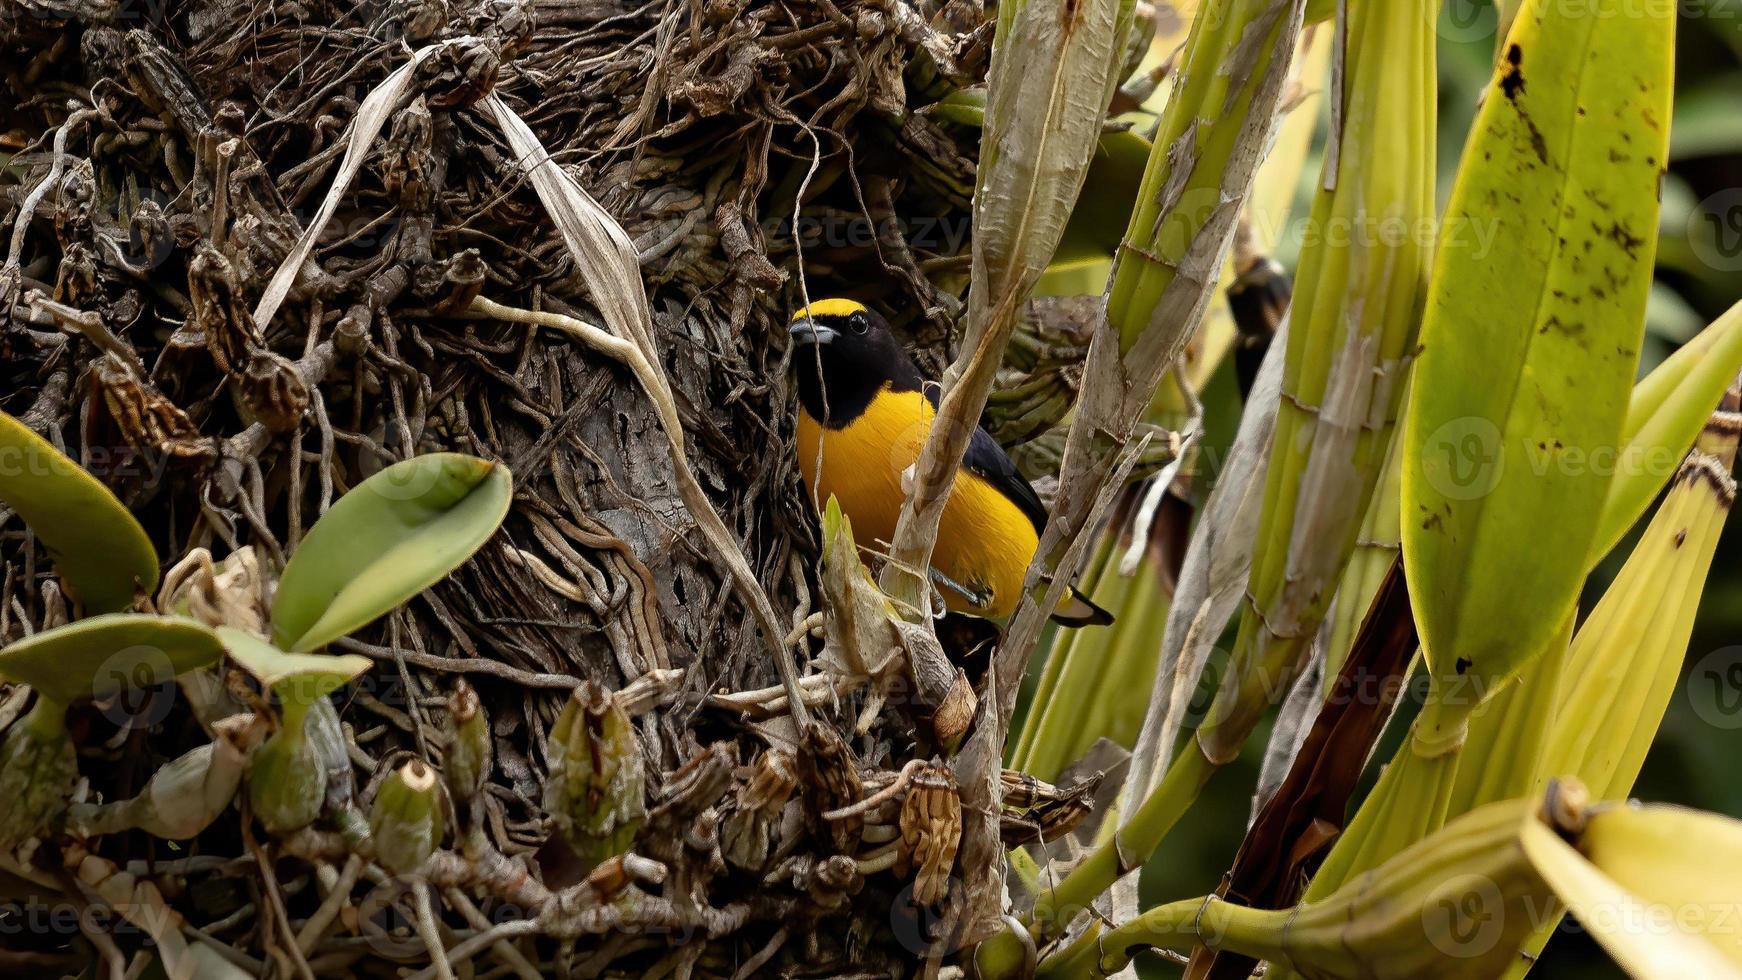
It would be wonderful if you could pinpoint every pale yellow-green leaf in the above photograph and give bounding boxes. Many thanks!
[1522,808,1742,979]
[271,453,511,651]
[1593,298,1742,559]
[1402,0,1673,729]
[0,412,159,613]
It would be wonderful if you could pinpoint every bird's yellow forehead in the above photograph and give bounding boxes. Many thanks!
[791,298,867,321]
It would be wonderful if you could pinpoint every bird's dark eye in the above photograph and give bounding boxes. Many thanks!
[849,312,869,335]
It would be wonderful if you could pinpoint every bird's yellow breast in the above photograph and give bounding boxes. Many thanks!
[795,386,1038,618]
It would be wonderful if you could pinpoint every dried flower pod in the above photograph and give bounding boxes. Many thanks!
[370,760,445,874]
[722,748,798,871]
[186,245,261,378]
[94,355,214,461]
[931,668,976,747]
[70,714,260,841]
[895,764,961,906]
[382,96,435,210]
[0,698,77,850]
[544,682,645,871]
[444,680,491,803]
[799,722,864,854]
[997,769,1102,848]
[240,350,310,432]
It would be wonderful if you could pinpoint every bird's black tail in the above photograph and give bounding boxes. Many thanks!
[1050,587,1114,627]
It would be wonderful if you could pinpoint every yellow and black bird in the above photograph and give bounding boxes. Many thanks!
[789,299,1112,626]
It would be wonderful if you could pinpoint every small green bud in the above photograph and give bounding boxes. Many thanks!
[444,680,490,802]
[544,682,645,871]
[248,704,324,835]
[370,760,445,874]
[0,697,77,850]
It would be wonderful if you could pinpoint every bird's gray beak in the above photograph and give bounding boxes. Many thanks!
[789,320,838,346]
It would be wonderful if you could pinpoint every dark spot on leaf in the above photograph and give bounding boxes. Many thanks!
[1500,44,1526,102]
[1606,220,1645,258]
[1540,314,1586,341]
[1455,657,1473,675]
[1421,513,1443,532]
[1674,528,1687,548]
[1518,113,1549,164]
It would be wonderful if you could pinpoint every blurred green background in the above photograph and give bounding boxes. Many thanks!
[1096,4,1742,977]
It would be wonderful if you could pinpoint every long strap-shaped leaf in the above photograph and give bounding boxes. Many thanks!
[1403,0,1673,750]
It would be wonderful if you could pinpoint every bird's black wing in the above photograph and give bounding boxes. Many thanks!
[920,383,1049,534]
[963,426,1049,534]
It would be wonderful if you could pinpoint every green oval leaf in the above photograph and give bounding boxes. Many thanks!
[218,626,370,709]
[271,453,511,651]
[0,412,159,612]
[0,614,223,705]
[1401,0,1673,711]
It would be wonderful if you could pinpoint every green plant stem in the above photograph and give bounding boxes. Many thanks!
[1035,745,1213,934]
[1037,896,1289,979]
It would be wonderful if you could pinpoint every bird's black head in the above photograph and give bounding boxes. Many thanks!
[789,299,923,428]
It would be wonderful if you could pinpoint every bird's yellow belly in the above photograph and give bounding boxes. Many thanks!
[795,391,1038,618]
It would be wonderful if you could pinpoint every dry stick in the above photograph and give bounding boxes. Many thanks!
[878,0,1128,618]
[3,106,103,273]
[475,94,810,727]
[403,921,545,980]
[294,854,365,955]
[411,881,457,980]
[443,888,543,980]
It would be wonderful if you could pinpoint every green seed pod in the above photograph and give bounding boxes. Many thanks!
[544,682,645,871]
[0,697,77,850]
[444,680,490,803]
[370,760,445,874]
[248,704,325,836]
